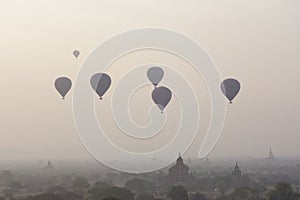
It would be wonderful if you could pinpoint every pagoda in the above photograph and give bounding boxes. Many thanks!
[232,162,243,177]
[43,160,55,171]
[266,148,276,160]
[166,153,192,183]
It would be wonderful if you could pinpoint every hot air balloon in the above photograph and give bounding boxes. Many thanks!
[152,86,172,113]
[54,77,72,100]
[147,67,164,87]
[221,78,241,104]
[90,73,111,100]
[73,50,80,58]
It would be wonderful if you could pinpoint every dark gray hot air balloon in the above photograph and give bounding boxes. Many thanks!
[54,77,72,100]
[152,86,172,113]
[73,50,80,58]
[147,67,164,87]
[90,73,111,100]
[221,78,241,104]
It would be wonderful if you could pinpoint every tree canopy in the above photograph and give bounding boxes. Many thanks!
[167,186,188,200]
[87,186,134,200]
[266,182,300,200]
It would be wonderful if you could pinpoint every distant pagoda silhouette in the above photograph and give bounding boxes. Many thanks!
[166,153,194,184]
[205,157,210,163]
[43,160,55,171]
[232,162,243,177]
[266,148,276,160]
[204,157,211,166]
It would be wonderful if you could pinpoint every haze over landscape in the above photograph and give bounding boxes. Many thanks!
[2,1,300,200]
[0,0,300,162]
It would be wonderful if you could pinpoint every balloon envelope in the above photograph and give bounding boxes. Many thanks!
[73,50,80,58]
[152,86,172,112]
[221,78,241,103]
[90,73,111,99]
[147,67,164,87]
[54,77,72,99]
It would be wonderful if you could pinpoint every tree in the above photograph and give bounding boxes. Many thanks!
[71,176,90,190]
[252,183,268,194]
[266,182,300,200]
[46,185,82,200]
[167,186,188,200]
[3,189,14,199]
[93,181,111,189]
[60,174,73,188]
[213,175,235,194]
[46,185,66,194]
[215,187,265,200]
[57,191,82,200]
[10,181,22,190]
[136,193,156,200]
[190,192,208,200]
[125,178,156,193]
[26,193,62,200]
[87,186,134,200]
[230,187,264,200]
[1,170,13,185]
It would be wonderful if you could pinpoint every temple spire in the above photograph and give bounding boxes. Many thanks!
[269,148,274,158]
[267,148,276,160]
[232,162,242,176]
[235,162,239,169]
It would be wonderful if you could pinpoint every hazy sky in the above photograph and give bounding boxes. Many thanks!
[0,0,300,161]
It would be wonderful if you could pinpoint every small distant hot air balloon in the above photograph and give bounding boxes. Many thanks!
[152,86,172,113]
[73,50,80,58]
[221,78,241,104]
[54,77,72,100]
[90,73,112,100]
[147,67,164,87]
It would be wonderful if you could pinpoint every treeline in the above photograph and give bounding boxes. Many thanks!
[3,181,299,200]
